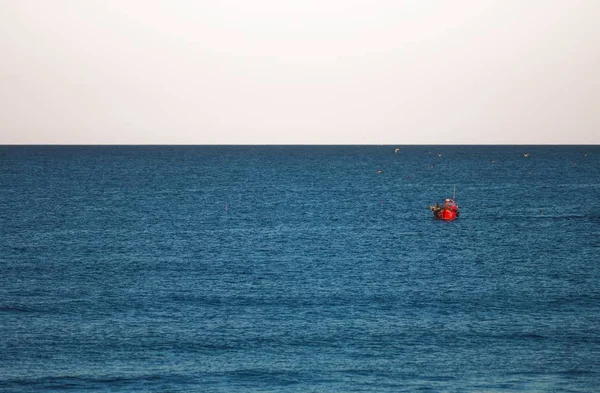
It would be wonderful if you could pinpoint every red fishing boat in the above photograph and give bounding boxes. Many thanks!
[430,187,460,221]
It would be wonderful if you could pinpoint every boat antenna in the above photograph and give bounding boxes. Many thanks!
[453,185,456,199]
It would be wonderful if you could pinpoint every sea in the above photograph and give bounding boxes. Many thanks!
[1,145,599,392]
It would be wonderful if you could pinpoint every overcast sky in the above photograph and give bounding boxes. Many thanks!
[1,0,598,144]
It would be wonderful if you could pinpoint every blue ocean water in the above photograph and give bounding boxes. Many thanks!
[1,145,599,392]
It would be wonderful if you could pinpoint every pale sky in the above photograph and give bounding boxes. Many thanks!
[0,0,598,144]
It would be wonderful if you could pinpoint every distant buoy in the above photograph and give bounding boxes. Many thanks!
[394,148,400,153]
[377,169,383,174]
[524,152,530,158]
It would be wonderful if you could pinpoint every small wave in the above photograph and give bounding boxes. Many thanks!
[1,374,184,390]
[520,333,548,340]
[0,305,34,313]
[224,368,303,386]
[561,369,596,377]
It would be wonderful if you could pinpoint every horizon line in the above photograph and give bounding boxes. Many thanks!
[1,143,599,147]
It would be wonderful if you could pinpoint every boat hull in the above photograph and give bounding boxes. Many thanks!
[434,209,458,221]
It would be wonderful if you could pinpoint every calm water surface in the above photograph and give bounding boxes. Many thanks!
[1,145,599,392]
